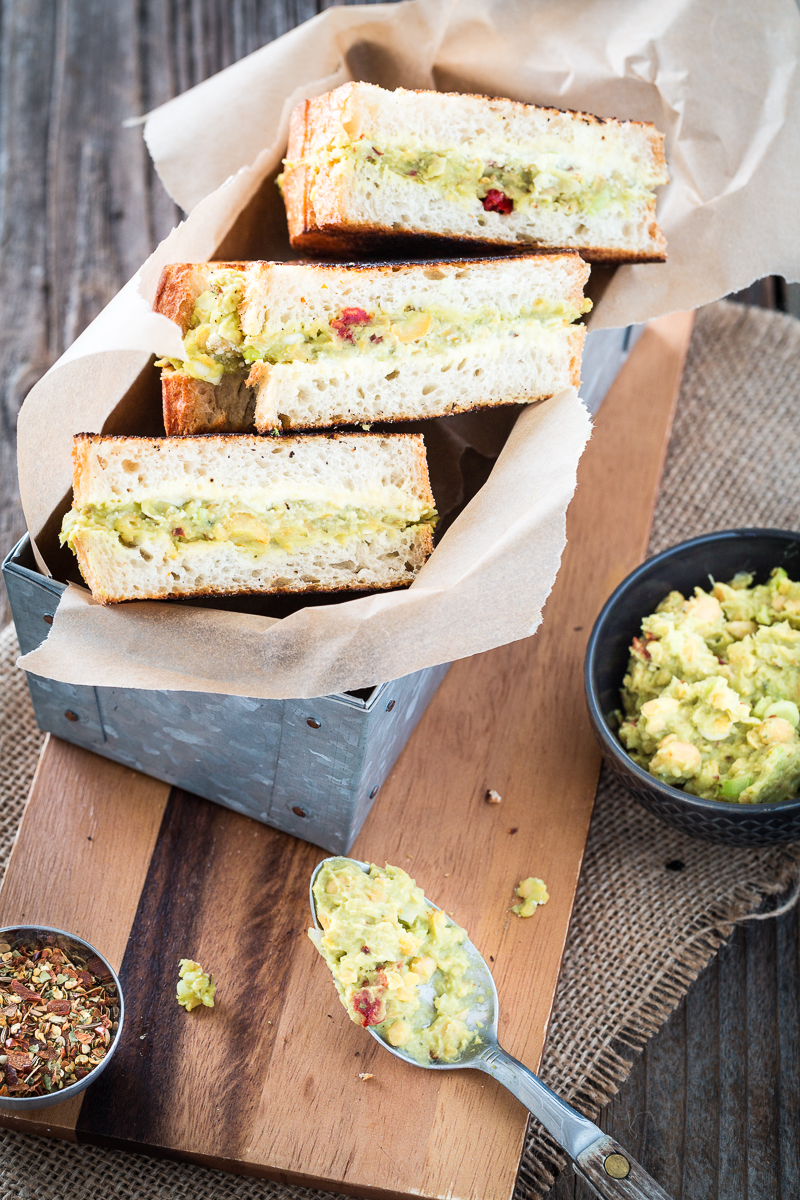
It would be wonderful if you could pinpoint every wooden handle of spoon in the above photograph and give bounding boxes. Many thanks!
[574,1135,672,1200]
[476,1047,672,1199]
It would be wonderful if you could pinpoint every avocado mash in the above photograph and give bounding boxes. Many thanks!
[619,569,800,804]
[284,137,661,223]
[60,498,436,559]
[512,876,549,918]
[176,959,216,1011]
[160,267,590,386]
[309,859,478,1064]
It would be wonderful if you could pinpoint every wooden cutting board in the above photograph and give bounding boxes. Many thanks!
[0,312,693,1198]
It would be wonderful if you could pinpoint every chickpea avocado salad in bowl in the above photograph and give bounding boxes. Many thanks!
[585,530,800,845]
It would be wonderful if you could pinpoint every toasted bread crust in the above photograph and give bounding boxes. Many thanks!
[154,264,205,328]
[289,224,668,264]
[162,370,256,435]
[162,371,216,435]
[283,98,314,243]
[154,261,249,331]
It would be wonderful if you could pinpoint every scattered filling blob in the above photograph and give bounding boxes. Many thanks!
[0,938,119,1097]
[309,859,479,1064]
[511,877,550,918]
[176,959,216,1011]
[618,569,800,804]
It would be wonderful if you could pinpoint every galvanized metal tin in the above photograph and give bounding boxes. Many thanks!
[3,535,449,854]
[580,324,643,416]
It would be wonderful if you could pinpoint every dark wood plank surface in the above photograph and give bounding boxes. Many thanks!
[550,888,800,1200]
[0,2,797,1197]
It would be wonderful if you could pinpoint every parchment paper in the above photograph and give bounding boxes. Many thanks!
[15,0,800,698]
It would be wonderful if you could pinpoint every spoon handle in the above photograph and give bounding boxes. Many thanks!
[574,1134,673,1200]
[477,1046,672,1199]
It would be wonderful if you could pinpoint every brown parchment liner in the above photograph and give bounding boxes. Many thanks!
[16,0,800,699]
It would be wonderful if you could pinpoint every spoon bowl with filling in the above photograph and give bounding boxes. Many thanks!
[309,857,672,1199]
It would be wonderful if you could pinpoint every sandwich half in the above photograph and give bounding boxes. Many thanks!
[155,253,590,435]
[60,432,436,603]
[281,83,668,261]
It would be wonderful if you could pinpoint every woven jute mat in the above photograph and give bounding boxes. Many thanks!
[2,299,800,1199]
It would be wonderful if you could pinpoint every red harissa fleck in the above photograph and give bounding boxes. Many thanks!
[482,190,513,214]
[330,307,372,342]
[352,990,385,1027]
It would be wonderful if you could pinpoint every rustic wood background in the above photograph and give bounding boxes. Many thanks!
[0,3,798,1198]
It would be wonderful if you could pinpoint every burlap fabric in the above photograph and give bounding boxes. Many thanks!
[2,299,800,1199]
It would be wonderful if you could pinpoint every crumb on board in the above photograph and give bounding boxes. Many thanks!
[358,1072,374,1081]
[486,789,502,804]
[176,959,216,1011]
[511,877,550,918]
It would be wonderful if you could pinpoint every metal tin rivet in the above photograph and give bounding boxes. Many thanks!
[386,700,396,712]
[369,785,379,800]
[604,1154,631,1179]
[292,806,308,818]
[64,711,79,722]
[306,718,321,729]
[43,613,54,625]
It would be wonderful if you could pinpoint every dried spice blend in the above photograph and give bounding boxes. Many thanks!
[0,938,120,1098]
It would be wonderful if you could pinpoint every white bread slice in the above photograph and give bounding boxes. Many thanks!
[155,254,588,434]
[62,433,435,603]
[282,83,667,261]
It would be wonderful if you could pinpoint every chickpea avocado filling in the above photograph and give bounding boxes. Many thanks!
[60,497,436,557]
[282,138,659,222]
[159,267,590,386]
[619,569,800,805]
[309,859,478,1064]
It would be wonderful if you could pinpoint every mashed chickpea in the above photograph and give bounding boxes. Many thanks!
[176,959,216,1011]
[619,568,800,804]
[511,876,550,918]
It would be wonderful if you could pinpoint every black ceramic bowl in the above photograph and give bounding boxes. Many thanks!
[585,529,800,846]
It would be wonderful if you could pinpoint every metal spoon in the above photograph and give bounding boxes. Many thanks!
[310,857,672,1200]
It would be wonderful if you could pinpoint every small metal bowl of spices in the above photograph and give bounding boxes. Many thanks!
[0,925,124,1110]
